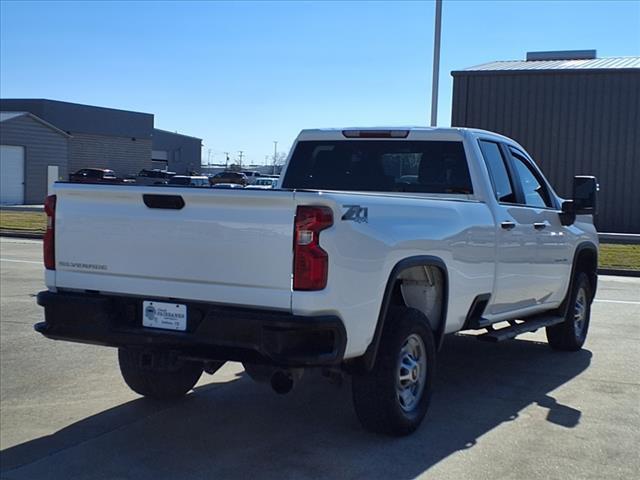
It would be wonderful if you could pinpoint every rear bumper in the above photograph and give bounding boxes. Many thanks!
[36,290,346,366]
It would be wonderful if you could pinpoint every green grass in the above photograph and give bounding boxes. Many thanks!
[599,243,640,271]
[0,210,638,270]
[0,211,46,233]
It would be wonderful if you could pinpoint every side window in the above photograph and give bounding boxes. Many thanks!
[478,140,515,203]
[509,148,552,208]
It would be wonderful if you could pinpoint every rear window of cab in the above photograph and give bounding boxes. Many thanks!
[282,140,472,194]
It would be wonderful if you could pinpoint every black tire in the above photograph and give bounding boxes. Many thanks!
[118,348,203,400]
[546,271,592,351]
[352,307,436,436]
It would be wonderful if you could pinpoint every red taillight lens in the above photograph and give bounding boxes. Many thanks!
[293,206,333,291]
[44,195,56,270]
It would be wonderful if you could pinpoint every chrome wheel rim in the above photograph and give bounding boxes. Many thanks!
[574,287,587,337]
[396,333,427,413]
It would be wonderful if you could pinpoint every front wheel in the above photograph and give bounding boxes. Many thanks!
[546,271,592,351]
[352,307,436,436]
[118,348,203,400]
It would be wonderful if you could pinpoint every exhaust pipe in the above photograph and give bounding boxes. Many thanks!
[270,368,303,395]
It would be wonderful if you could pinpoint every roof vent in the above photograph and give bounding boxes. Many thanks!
[526,50,597,61]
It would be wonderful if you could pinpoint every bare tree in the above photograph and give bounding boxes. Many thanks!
[275,152,288,165]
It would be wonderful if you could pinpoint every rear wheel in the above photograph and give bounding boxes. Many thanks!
[118,348,203,400]
[352,307,436,436]
[546,272,592,351]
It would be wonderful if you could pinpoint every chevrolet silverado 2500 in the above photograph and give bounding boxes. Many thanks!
[36,127,599,436]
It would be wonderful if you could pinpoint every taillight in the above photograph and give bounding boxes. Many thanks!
[44,195,56,270]
[293,206,333,291]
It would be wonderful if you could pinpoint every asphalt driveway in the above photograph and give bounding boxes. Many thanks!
[1,237,638,480]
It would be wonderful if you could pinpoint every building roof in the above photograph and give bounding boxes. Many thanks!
[458,56,640,73]
[153,128,202,142]
[0,111,71,137]
[0,99,153,138]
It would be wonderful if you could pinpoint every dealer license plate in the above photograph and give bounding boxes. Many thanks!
[142,301,187,331]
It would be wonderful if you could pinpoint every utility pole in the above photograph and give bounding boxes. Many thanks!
[207,149,211,167]
[238,150,244,167]
[430,0,442,127]
[273,141,278,175]
[224,152,230,169]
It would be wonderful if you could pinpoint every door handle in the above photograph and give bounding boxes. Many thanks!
[533,222,547,230]
[142,194,185,210]
[501,221,516,230]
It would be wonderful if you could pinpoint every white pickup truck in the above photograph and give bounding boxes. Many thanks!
[36,127,599,436]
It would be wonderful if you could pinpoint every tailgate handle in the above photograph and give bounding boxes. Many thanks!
[143,194,185,210]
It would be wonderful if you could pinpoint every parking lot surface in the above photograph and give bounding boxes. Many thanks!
[1,237,639,480]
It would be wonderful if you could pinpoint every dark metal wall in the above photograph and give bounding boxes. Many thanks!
[69,133,152,176]
[152,129,202,174]
[451,70,640,233]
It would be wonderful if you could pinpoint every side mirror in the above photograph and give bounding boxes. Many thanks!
[559,176,598,226]
[573,175,598,215]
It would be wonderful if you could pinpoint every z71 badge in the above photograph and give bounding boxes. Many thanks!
[342,205,368,223]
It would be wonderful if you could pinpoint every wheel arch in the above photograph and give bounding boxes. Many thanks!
[559,241,598,316]
[355,255,449,372]
[575,242,598,292]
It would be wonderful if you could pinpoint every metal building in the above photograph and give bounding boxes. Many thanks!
[0,112,69,204]
[152,128,203,174]
[0,99,153,176]
[0,99,204,204]
[451,51,640,233]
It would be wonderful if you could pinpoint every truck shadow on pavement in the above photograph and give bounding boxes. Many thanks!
[1,334,592,479]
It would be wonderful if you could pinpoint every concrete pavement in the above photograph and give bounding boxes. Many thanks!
[1,237,639,480]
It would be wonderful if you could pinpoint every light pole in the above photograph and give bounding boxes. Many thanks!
[273,141,278,175]
[430,0,442,127]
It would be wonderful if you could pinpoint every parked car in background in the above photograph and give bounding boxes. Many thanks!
[246,177,278,189]
[133,169,176,185]
[210,182,245,189]
[167,176,210,187]
[242,171,262,184]
[210,171,248,186]
[69,168,123,184]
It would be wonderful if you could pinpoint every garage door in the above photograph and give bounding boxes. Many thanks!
[0,145,25,204]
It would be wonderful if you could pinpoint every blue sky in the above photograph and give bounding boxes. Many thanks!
[1,0,639,166]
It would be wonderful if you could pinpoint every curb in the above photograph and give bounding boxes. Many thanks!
[0,206,44,213]
[0,231,44,240]
[597,268,640,278]
[598,233,640,245]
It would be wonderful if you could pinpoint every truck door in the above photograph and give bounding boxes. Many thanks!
[479,140,539,315]
[506,147,572,306]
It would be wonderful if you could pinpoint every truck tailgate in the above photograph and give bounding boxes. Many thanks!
[52,184,296,310]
